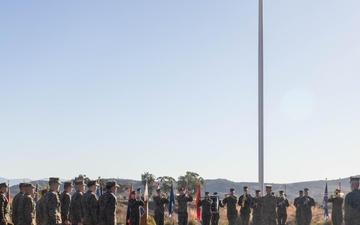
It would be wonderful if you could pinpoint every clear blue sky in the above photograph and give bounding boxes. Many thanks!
[1,1,359,184]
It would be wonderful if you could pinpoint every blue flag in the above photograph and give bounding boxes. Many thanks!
[168,183,175,218]
[140,206,146,217]
[96,186,102,197]
[34,182,39,203]
[323,182,329,220]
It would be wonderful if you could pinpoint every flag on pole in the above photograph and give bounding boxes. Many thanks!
[34,182,39,203]
[185,182,188,193]
[195,184,201,220]
[96,186,102,197]
[140,181,149,225]
[6,181,10,204]
[338,178,341,191]
[126,185,133,225]
[323,181,329,220]
[157,183,160,190]
[168,183,175,218]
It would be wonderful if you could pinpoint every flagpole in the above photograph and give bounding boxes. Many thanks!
[258,0,264,194]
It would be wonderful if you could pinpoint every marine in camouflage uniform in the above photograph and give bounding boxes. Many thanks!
[328,188,343,225]
[0,183,9,225]
[153,189,169,225]
[129,191,145,225]
[276,191,289,225]
[69,180,85,225]
[222,188,238,225]
[210,192,224,225]
[297,188,315,225]
[99,181,119,225]
[43,177,62,225]
[12,182,26,225]
[176,188,193,225]
[344,176,360,225]
[251,190,261,225]
[18,183,36,225]
[256,185,281,225]
[198,192,212,225]
[60,182,73,225]
[36,189,48,225]
[294,190,303,225]
[82,180,100,225]
[238,186,252,225]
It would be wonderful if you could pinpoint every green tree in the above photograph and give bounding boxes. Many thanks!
[177,171,204,194]
[156,176,176,194]
[141,172,156,197]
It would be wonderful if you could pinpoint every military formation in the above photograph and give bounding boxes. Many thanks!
[1,176,360,225]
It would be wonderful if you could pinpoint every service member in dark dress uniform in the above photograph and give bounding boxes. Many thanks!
[82,180,100,225]
[328,188,343,225]
[12,182,27,225]
[0,183,9,225]
[176,188,193,225]
[251,190,261,225]
[69,180,85,225]
[344,176,360,225]
[276,190,289,225]
[198,192,212,225]
[153,189,169,225]
[18,183,36,225]
[294,190,303,225]
[44,177,62,225]
[60,182,74,225]
[298,188,315,225]
[129,191,145,225]
[222,188,238,225]
[238,186,252,225]
[211,192,224,225]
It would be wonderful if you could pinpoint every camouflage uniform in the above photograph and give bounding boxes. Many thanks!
[238,194,252,225]
[36,195,47,225]
[298,196,315,225]
[198,198,212,225]
[99,191,117,225]
[294,196,302,225]
[222,195,238,225]
[69,191,84,225]
[328,195,343,225]
[256,194,280,225]
[12,191,24,225]
[276,197,289,225]
[176,194,193,225]
[18,193,36,225]
[344,189,360,225]
[251,195,261,225]
[82,190,99,225]
[129,198,145,225]
[153,195,169,225]
[60,191,71,224]
[43,190,62,225]
[0,190,9,225]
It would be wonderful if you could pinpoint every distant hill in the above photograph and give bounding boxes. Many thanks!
[5,176,351,202]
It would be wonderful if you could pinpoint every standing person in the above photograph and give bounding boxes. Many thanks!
[344,176,360,225]
[328,188,343,225]
[276,190,289,225]
[36,189,48,225]
[198,192,212,225]
[256,185,281,225]
[18,183,36,225]
[12,182,27,225]
[176,188,193,225]
[129,190,145,225]
[100,181,119,225]
[153,189,169,225]
[298,188,315,225]
[294,190,303,225]
[238,186,252,225]
[222,188,238,225]
[60,182,74,225]
[70,180,85,225]
[98,185,109,225]
[251,190,261,225]
[0,183,9,225]
[82,180,100,225]
[211,192,224,225]
[44,177,62,225]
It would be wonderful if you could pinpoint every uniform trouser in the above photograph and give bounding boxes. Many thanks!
[211,213,219,225]
[154,213,165,225]
[227,213,238,225]
[277,213,287,225]
[240,213,250,225]
[130,215,140,225]
[261,219,277,225]
[331,212,343,225]
[202,214,212,225]
[178,212,188,225]
[301,212,312,225]
[252,215,261,225]
[296,210,302,225]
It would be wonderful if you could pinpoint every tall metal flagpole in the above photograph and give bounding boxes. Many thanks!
[258,0,264,194]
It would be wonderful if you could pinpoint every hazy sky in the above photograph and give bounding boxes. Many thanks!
[1,1,359,184]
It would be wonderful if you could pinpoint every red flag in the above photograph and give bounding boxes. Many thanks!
[157,183,160,190]
[196,184,201,220]
[6,181,10,204]
[126,185,133,225]
[185,183,188,193]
